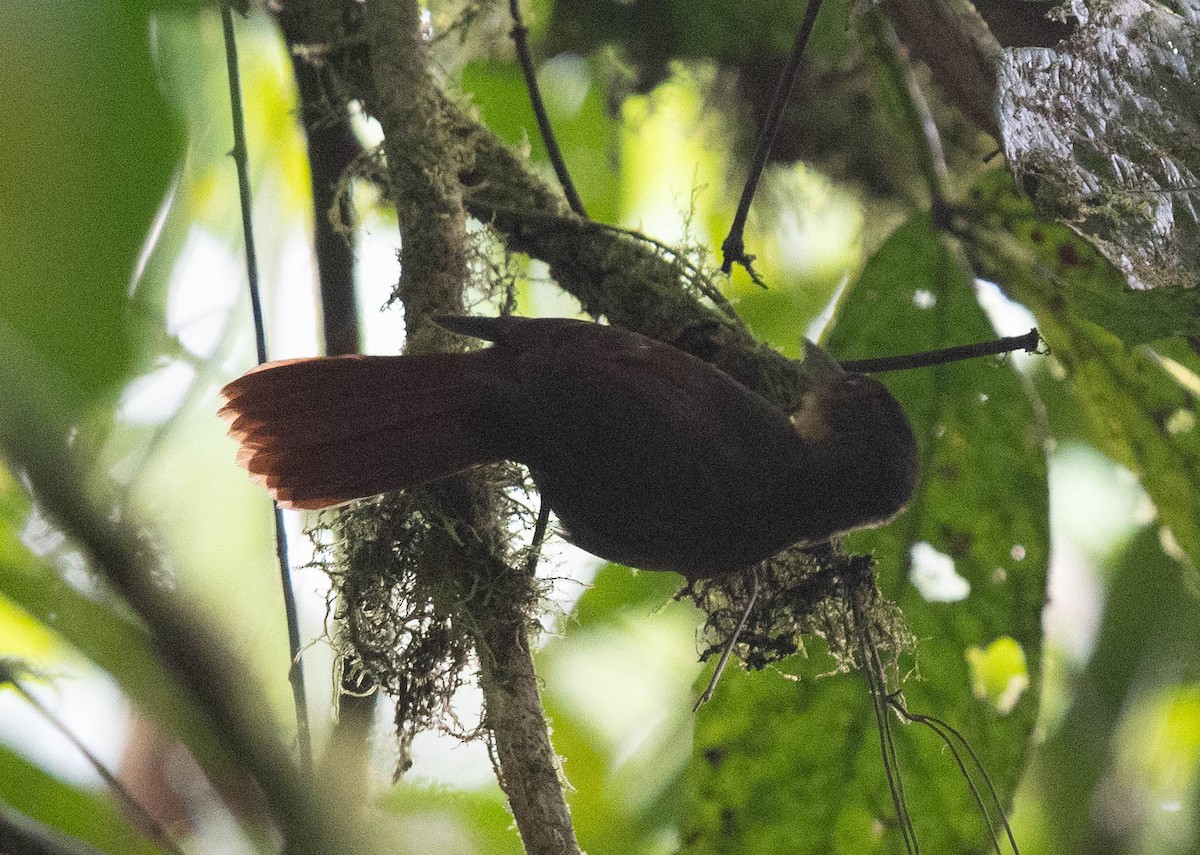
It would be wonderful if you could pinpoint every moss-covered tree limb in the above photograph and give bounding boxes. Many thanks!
[355,2,582,852]
[289,0,820,411]
[361,0,468,348]
[424,504,580,855]
[445,94,815,411]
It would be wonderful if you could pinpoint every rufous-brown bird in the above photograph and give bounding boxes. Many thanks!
[219,316,917,581]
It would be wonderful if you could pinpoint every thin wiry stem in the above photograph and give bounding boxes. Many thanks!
[509,0,586,217]
[721,0,825,277]
[867,11,950,220]
[220,3,312,769]
[1,667,183,855]
[693,572,760,711]
[848,586,920,854]
[888,697,1020,855]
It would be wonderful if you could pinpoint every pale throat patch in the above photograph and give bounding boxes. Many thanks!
[790,391,833,442]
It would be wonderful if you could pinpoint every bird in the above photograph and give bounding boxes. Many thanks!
[219,316,918,581]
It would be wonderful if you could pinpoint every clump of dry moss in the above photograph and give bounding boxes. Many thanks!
[685,545,915,680]
[309,464,543,770]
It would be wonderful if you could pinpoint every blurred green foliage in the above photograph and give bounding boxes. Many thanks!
[0,2,181,418]
[0,1,1197,854]
[1019,525,1200,854]
[0,742,163,855]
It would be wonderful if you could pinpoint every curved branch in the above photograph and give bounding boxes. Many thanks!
[509,0,586,217]
[453,118,812,411]
[721,0,825,276]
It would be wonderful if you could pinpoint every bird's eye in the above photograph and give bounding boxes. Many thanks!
[840,374,883,397]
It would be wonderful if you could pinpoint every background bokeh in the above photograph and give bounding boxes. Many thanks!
[1,2,1197,854]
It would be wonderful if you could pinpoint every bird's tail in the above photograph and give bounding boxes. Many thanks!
[218,349,513,509]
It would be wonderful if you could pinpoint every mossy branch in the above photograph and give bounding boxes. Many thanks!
[355,2,581,852]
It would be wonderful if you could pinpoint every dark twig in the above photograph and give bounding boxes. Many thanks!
[839,329,1041,374]
[693,572,759,711]
[524,500,552,578]
[721,0,825,276]
[509,0,587,217]
[222,7,267,366]
[296,93,363,356]
[221,4,312,769]
[1,665,183,855]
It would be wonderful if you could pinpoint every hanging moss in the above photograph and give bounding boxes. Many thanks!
[309,463,545,772]
[686,546,915,678]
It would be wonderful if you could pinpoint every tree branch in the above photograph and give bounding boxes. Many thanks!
[879,0,1001,137]
[358,4,581,852]
[362,1,468,341]
[452,119,812,410]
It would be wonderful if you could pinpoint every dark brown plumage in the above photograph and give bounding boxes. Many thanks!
[219,316,918,581]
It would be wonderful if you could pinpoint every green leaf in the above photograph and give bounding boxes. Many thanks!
[966,170,1200,344]
[0,1,181,413]
[969,173,1200,570]
[0,742,165,855]
[570,563,686,629]
[683,215,1049,853]
[1044,320,1200,570]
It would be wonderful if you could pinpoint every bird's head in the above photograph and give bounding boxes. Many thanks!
[790,340,919,532]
